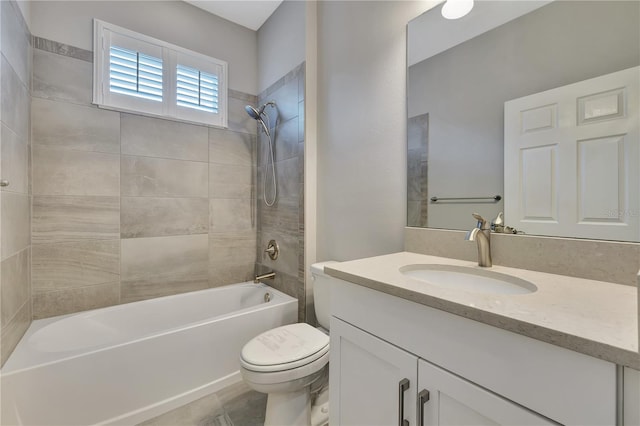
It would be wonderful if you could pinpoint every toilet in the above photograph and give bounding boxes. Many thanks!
[240,262,336,426]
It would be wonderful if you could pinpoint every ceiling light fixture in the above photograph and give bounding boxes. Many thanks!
[441,0,474,20]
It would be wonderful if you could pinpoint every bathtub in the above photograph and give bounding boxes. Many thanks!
[0,282,297,426]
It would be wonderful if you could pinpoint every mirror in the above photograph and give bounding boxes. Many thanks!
[407,1,640,242]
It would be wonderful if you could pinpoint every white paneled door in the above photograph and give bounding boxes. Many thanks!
[505,66,639,241]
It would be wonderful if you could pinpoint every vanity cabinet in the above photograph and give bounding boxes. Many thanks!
[331,318,555,426]
[330,278,618,425]
[330,317,417,425]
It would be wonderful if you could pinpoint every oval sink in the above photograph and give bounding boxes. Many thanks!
[399,264,537,295]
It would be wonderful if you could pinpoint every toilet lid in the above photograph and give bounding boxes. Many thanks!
[241,323,329,371]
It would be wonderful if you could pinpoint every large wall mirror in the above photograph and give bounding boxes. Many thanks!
[407,0,640,242]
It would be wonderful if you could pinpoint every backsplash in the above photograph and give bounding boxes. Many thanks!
[405,227,640,286]
[30,36,260,318]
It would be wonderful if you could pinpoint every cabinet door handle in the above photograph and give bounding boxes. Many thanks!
[398,378,410,426]
[417,389,430,426]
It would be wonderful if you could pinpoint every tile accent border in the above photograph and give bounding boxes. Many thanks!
[405,227,640,286]
[32,36,93,62]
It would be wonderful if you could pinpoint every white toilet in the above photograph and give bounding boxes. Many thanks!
[240,262,335,426]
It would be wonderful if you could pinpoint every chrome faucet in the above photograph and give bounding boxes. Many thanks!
[465,213,492,267]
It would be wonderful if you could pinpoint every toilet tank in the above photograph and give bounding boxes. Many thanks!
[310,261,338,331]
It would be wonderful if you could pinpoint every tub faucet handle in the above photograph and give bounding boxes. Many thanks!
[264,239,279,260]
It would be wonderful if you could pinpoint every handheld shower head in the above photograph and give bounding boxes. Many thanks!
[245,101,276,136]
[244,105,262,120]
[244,101,278,207]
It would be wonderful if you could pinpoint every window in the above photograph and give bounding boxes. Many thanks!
[93,20,227,128]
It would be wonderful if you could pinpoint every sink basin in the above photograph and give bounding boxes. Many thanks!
[399,264,537,295]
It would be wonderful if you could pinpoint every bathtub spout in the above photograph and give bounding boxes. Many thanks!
[255,271,276,283]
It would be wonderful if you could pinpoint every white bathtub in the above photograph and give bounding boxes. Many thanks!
[0,282,297,426]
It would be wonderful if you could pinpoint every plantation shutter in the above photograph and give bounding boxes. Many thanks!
[176,65,218,113]
[109,46,163,102]
[174,52,227,127]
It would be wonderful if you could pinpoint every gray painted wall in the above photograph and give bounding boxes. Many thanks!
[316,0,428,262]
[29,0,258,94]
[408,1,640,230]
[257,0,305,93]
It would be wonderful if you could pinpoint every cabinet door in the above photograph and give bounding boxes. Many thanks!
[624,367,640,426]
[417,359,557,426]
[330,317,417,426]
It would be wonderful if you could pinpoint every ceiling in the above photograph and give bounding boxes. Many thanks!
[184,0,283,31]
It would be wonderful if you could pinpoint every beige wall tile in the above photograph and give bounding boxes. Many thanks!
[1,55,30,140]
[258,229,299,278]
[227,96,258,135]
[121,234,208,303]
[210,198,256,234]
[121,156,208,198]
[270,116,299,163]
[33,282,120,319]
[32,196,120,244]
[32,49,92,105]
[261,76,299,127]
[1,123,28,194]
[208,264,256,288]
[1,301,30,366]
[121,114,208,161]
[121,197,208,238]
[1,0,31,87]
[259,197,299,234]
[274,156,300,200]
[32,240,120,291]
[209,163,254,199]
[1,192,30,260]
[1,248,30,328]
[33,146,120,196]
[209,232,256,287]
[209,128,255,166]
[32,98,120,153]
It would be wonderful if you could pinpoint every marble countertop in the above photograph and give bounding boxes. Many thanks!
[325,252,639,369]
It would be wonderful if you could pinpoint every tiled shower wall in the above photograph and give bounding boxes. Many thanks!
[30,37,259,319]
[255,63,307,322]
[1,0,32,365]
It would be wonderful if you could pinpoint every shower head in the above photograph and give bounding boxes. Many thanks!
[244,101,275,120]
[244,105,262,120]
[245,101,276,136]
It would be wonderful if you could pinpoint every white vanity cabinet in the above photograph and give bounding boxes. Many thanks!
[330,318,417,426]
[417,359,556,425]
[331,317,556,426]
[330,278,619,426]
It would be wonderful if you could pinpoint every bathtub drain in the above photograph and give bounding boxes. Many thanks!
[264,292,272,302]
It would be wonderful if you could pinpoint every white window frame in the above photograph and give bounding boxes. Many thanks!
[93,19,228,128]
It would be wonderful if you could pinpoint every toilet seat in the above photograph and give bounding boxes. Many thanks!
[240,323,330,373]
[241,350,329,387]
